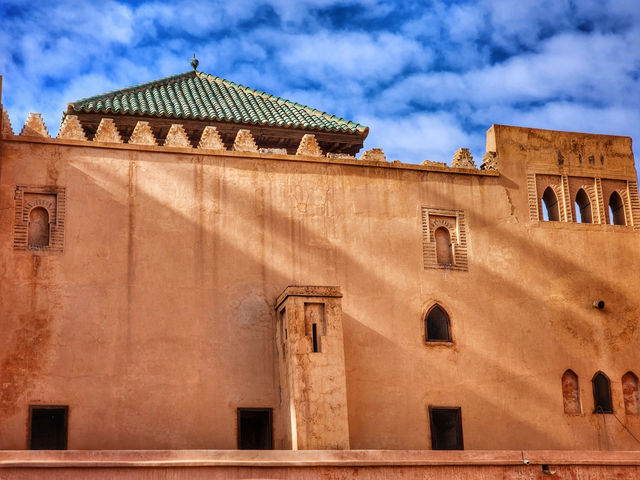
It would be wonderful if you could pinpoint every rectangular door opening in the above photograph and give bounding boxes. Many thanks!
[238,408,273,450]
[429,406,463,450]
[29,406,68,450]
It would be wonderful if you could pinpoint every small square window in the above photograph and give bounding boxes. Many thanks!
[29,406,68,450]
[429,406,463,450]
[237,408,273,450]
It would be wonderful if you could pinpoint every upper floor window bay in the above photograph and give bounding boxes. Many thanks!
[608,191,626,225]
[575,189,592,223]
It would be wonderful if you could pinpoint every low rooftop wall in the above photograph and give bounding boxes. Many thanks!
[1,450,639,479]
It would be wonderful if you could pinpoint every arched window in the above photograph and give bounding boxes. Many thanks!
[434,227,453,265]
[425,305,451,342]
[608,192,626,225]
[575,189,592,223]
[28,207,50,248]
[622,372,640,415]
[541,187,560,221]
[592,371,613,413]
[561,370,581,414]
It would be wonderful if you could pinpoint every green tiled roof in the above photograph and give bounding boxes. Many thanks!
[67,71,368,136]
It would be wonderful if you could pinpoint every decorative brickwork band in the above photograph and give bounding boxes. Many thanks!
[57,115,87,141]
[422,207,468,271]
[198,126,225,150]
[20,113,50,138]
[93,118,123,143]
[595,177,606,225]
[296,134,323,157]
[13,186,66,253]
[526,173,538,221]
[1,109,14,137]
[128,121,157,146]
[561,175,572,222]
[627,181,640,229]
[163,124,191,148]
[233,129,258,152]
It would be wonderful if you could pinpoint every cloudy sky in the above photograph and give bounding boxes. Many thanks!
[1,0,639,167]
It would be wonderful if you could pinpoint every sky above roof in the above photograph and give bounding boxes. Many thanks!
[1,0,639,169]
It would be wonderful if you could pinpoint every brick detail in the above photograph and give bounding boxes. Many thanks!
[128,121,157,146]
[627,181,640,229]
[561,175,572,222]
[1,109,14,137]
[233,129,258,152]
[422,207,468,272]
[595,178,606,224]
[94,118,123,143]
[296,134,323,157]
[163,124,191,148]
[13,186,66,253]
[526,173,538,221]
[20,113,50,138]
[57,115,87,141]
[198,126,225,150]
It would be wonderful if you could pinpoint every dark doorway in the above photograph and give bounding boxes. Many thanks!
[592,372,613,413]
[429,406,463,450]
[29,406,68,450]
[238,408,273,449]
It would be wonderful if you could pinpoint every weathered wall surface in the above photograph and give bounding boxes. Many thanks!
[0,123,639,450]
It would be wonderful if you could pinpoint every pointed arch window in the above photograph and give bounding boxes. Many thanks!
[28,207,50,248]
[541,187,560,221]
[575,189,592,223]
[608,191,626,225]
[425,305,451,342]
[592,371,613,413]
[622,372,640,415]
[561,370,581,414]
[434,227,453,265]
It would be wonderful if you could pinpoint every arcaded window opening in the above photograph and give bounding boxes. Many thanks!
[541,187,560,221]
[575,189,592,223]
[28,207,50,248]
[29,405,68,450]
[429,406,463,450]
[592,372,613,414]
[561,370,581,414]
[237,408,273,450]
[608,191,626,225]
[426,305,451,342]
[622,372,640,415]
[434,227,453,265]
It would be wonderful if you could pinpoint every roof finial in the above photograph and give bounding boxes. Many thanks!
[190,53,199,71]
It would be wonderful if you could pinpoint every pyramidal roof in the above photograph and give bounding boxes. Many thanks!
[67,71,368,136]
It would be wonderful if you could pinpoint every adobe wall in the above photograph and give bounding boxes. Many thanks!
[0,118,639,451]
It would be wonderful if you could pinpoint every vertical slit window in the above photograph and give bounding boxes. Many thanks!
[592,371,613,413]
[312,323,319,352]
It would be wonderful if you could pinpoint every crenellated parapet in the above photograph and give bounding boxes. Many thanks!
[2,111,499,175]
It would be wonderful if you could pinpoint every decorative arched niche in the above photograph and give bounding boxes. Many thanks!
[622,371,640,415]
[28,207,50,248]
[561,370,581,414]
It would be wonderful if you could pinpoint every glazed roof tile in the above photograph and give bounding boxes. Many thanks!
[67,71,368,136]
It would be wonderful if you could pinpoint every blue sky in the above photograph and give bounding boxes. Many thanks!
[1,0,639,168]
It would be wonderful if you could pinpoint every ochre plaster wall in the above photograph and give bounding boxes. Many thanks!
[0,125,639,451]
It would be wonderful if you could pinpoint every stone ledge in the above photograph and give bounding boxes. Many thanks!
[1,450,640,468]
[275,286,342,310]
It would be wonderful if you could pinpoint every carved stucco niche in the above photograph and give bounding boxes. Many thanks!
[422,208,468,271]
[13,186,66,253]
